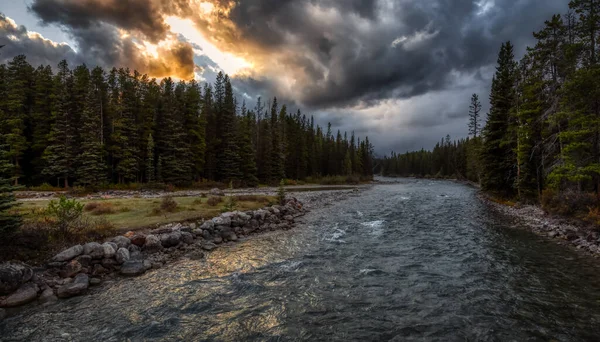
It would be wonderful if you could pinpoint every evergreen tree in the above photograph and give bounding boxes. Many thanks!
[468,94,482,138]
[218,76,241,182]
[146,134,155,183]
[0,142,21,233]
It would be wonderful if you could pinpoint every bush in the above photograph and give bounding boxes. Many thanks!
[541,189,597,217]
[84,202,116,215]
[207,196,223,206]
[160,196,178,212]
[222,195,238,213]
[28,183,62,192]
[47,196,84,236]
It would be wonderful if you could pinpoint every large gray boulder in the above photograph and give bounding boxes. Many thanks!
[112,236,131,249]
[160,232,181,248]
[52,245,84,262]
[0,283,39,307]
[231,211,251,227]
[60,260,82,278]
[0,263,33,295]
[212,215,231,227]
[200,220,215,231]
[120,260,151,276]
[115,248,130,264]
[143,234,163,253]
[181,232,194,245]
[57,274,89,298]
[102,243,116,259]
[83,242,104,259]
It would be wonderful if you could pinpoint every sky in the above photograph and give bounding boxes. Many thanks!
[0,0,569,155]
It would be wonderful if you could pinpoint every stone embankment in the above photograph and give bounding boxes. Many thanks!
[0,197,305,317]
[482,195,600,256]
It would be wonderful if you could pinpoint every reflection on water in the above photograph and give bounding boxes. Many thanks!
[3,179,600,341]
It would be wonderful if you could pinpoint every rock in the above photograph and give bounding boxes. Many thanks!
[39,288,57,304]
[83,242,105,259]
[130,233,146,247]
[0,263,33,295]
[92,264,108,276]
[200,220,215,231]
[232,211,251,227]
[202,230,212,240]
[143,260,152,271]
[60,260,82,278]
[187,251,205,260]
[151,262,163,270]
[161,232,181,248]
[253,209,268,221]
[89,278,102,286]
[0,308,5,320]
[190,223,197,229]
[213,236,223,244]
[75,255,92,268]
[201,243,217,251]
[283,215,294,222]
[144,234,163,253]
[270,206,280,215]
[57,274,89,298]
[210,188,225,196]
[181,232,194,244]
[548,231,559,238]
[115,248,130,264]
[120,260,147,276]
[0,283,39,307]
[565,231,578,241]
[52,245,84,262]
[102,243,116,259]
[47,262,66,268]
[123,231,136,239]
[101,258,118,269]
[192,228,204,237]
[212,215,231,227]
[179,226,192,233]
[112,236,131,249]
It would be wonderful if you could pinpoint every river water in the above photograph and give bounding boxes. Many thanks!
[3,179,600,341]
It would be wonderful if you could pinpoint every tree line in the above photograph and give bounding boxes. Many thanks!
[382,0,600,206]
[0,56,374,190]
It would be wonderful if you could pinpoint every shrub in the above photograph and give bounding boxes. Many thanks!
[192,198,204,205]
[84,202,116,215]
[541,189,597,218]
[207,196,223,206]
[47,196,84,236]
[222,195,238,213]
[84,202,100,212]
[160,196,178,212]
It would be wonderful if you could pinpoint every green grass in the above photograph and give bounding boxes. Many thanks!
[17,195,274,231]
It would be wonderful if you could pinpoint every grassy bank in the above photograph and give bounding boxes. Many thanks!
[2,195,274,264]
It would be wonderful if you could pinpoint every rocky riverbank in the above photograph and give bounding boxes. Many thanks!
[0,197,306,318]
[481,194,600,257]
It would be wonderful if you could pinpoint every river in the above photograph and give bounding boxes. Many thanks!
[3,179,600,341]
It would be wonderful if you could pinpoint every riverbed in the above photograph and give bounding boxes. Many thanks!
[3,179,600,341]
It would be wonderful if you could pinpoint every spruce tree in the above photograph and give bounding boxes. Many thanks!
[218,76,242,182]
[0,142,21,234]
[468,94,482,138]
[146,134,155,183]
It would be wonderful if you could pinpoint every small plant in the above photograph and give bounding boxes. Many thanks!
[222,181,237,212]
[277,179,286,205]
[160,195,178,213]
[207,196,223,206]
[47,196,84,236]
[193,198,203,205]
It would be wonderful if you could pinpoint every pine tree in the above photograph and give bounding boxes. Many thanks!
[237,103,259,187]
[43,60,76,188]
[76,67,106,188]
[481,42,518,196]
[30,65,55,184]
[218,76,242,182]
[0,142,21,233]
[468,94,482,138]
[270,98,285,181]
[146,134,155,183]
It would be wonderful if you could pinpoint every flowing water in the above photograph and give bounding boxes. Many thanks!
[3,179,600,341]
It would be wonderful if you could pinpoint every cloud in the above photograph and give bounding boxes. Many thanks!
[4,0,573,152]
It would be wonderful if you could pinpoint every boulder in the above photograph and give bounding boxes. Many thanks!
[201,243,217,251]
[112,236,131,249]
[209,188,225,196]
[0,263,33,295]
[52,245,84,262]
[57,274,89,298]
[283,215,294,222]
[232,211,251,227]
[115,248,130,264]
[102,243,116,259]
[181,232,194,245]
[213,236,223,244]
[101,258,118,269]
[179,226,192,233]
[92,264,108,276]
[192,229,204,237]
[212,215,231,227]
[253,209,269,221]
[143,234,163,253]
[120,260,146,276]
[160,232,181,248]
[189,223,197,229]
[200,220,215,231]
[202,230,212,240]
[39,288,58,304]
[0,283,39,307]
[75,255,92,268]
[60,260,82,278]
[130,233,146,247]
[89,278,102,286]
[83,242,105,259]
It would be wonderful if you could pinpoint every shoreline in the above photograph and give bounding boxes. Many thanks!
[479,193,600,258]
[0,187,364,319]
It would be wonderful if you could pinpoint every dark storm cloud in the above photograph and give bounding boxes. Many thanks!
[226,0,568,108]
[0,14,80,66]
